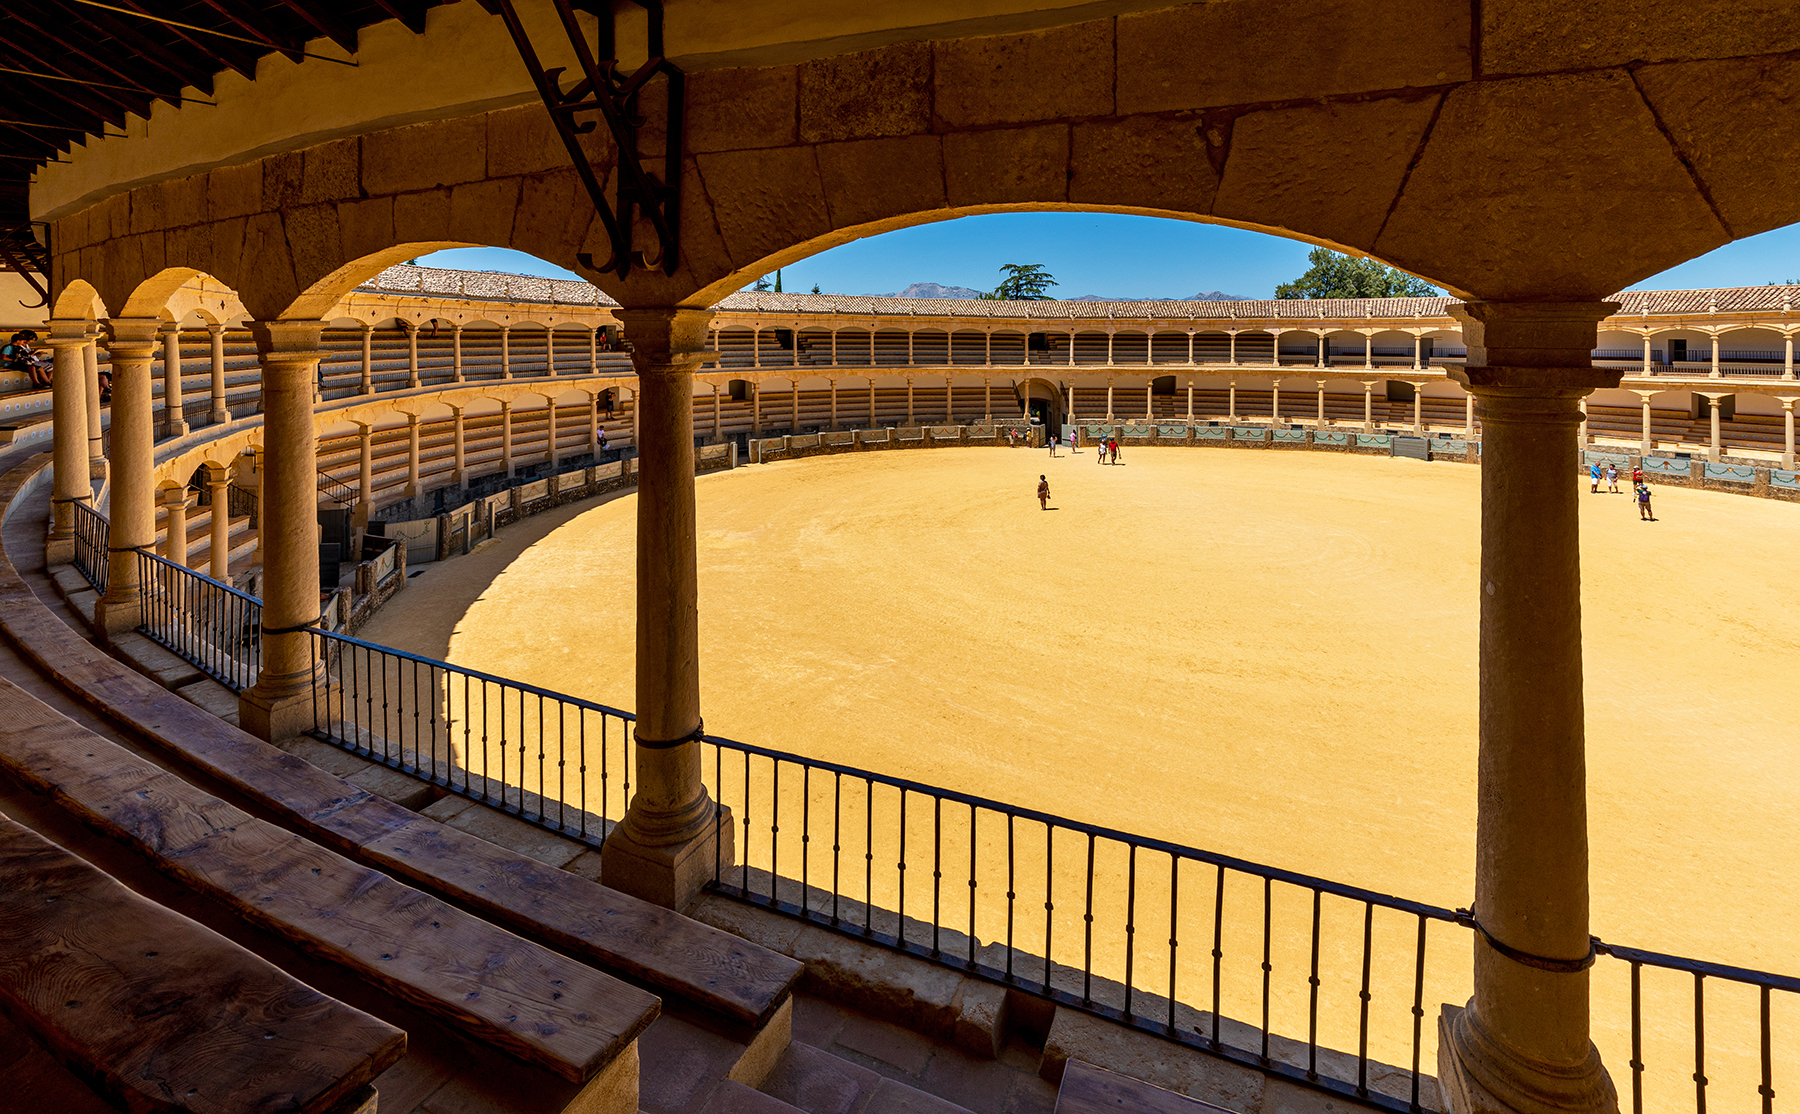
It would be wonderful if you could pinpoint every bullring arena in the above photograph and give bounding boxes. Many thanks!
[6,5,1800,1114]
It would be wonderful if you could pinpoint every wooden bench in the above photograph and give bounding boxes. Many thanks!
[0,454,800,1034]
[0,815,404,1114]
[0,680,660,1085]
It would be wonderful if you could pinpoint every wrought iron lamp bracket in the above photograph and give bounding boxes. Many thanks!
[489,0,683,279]
[0,222,52,309]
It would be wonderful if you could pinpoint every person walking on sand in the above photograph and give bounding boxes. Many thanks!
[1037,474,1050,510]
[1637,482,1654,521]
[1048,432,1058,458]
[1632,462,1644,488]
[1589,460,1602,492]
[1110,438,1121,465]
[1096,436,1107,465]
[1606,463,1620,492]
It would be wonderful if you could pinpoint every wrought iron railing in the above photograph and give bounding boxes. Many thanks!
[304,628,632,845]
[135,550,261,692]
[71,499,107,592]
[291,628,1800,1114]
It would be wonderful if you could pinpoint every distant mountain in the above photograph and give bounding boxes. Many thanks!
[1189,290,1253,301]
[877,282,988,299]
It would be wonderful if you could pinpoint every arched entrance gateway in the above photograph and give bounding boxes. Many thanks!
[15,3,1800,1112]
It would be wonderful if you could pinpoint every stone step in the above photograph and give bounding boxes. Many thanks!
[759,1042,973,1114]
[1053,1060,1231,1114]
[634,1009,791,1114]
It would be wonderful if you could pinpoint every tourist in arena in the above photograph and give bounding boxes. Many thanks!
[1048,432,1058,457]
[1632,462,1645,488]
[1037,474,1050,510]
[1589,460,1602,492]
[1636,482,1655,520]
[1109,437,1121,465]
[1606,463,1620,492]
[1096,436,1106,465]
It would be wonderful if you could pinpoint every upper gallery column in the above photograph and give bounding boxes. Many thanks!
[95,319,161,637]
[238,321,327,743]
[602,307,732,910]
[1438,300,1621,1114]
[207,323,229,424]
[160,321,187,438]
[44,321,92,565]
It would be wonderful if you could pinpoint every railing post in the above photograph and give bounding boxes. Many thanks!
[96,319,160,637]
[602,307,733,910]
[46,322,92,565]
[239,321,328,744]
[1437,300,1620,1114]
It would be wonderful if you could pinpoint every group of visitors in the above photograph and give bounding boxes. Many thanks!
[1,330,52,388]
[1589,459,1656,521]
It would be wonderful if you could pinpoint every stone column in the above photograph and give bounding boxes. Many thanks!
[1707,395,1722,461]
[1466,393,1476,438]
[405,413,422,497]
[872,377,880,427]
[502,401,515,477]
[1067,331,1074,366]
[452,407,467,487]
[1317,333,1327,369]
[832,330,840,367]
[752,328,762,368]
[549,402,562,466]
[1228,380,1237,421]
[452,324,465,382]
[984,331,992,366]
[405,321,421,388]
[239,321,327,743]
[591,325,600,373]
[359,324,374,394]
[983,377,991,422]
[96,320,160,636]
[1636,392,1654,455]
[1364,382,1376,431]
[45,325,92,564]
[208,324,229,423]
[1106,331,1115,365]
[160,322,188,438]
[1316,381,1327,427]
[84,331,106,480]
[501,325,512,379]
[161,485,190,566]
[1272,381,1281,424]
[589,393,601,456]
[1437,300,1621,1114]
[1415,334,1424,371]
[207,464,231,581]
[357,424,375,526]
[602,307,732,910]
[1105,378,1114,421]
[1228,331,1237,365]
[752,382,763,436]
[1187,332,1196,365]
[792,378,801,431]
[1067,383,1076,423]
[546,326,557,377]
[713,383,723,441]
[631,388,641,447]
[1144,383,1153,420]
[1785,335,1794,380]
[906,377,914,424]
[1186,380,1194,422]
[830,377,839,430]
[1641,334,1653,376]
[1363,333,1374,369]
[1270,330,1282,367]
[1710,334,1721,378]
[1781,399,1796,470]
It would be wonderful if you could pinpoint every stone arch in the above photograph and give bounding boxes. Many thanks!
[48,278,105,321]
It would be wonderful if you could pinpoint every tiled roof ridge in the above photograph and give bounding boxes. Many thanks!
[356,264,1800,320]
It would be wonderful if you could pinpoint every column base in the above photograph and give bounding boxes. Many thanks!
[45,532,74,566]
[210,408,230,425]
[1438,1004,1618,1114]
[89,457,109,482]
[601,806,735,912]
[96,589,142,637]
[239,681,322,744]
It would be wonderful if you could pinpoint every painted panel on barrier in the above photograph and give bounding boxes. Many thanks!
[931,427,961,439]
[1773,469,1799,488]
[1359,434,1392,448]
[1314,431,1350,445]
[1195,426,1228,439]
[1272,429,1306,442]
[863,429,890,442]
[1584,450,1631,467]
[791,434,820,449]
[1157,425,1188,437]
[822,432,853,445]
[1642,456,1689,474]
[388,518,438,565]
[1432,439,1468,453]
[1704,463,1757,483]
[519,479,550,503]
[1122,425,1153,437]
[1232,427,1263,439]
[484,491,512,519]
[699,444,730,460]
[593,460,623,480]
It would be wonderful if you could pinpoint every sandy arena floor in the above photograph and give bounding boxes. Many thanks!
[362,445,1800,1093]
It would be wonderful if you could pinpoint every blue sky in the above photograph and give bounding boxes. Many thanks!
[420,213,1800,299]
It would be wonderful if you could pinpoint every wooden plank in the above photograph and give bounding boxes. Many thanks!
[361,813,802,1028]
[0,681,660,1084]
[0,816,405,1114]
[1053,1060,1232,1114]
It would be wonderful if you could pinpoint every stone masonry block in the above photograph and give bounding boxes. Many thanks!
[688,66,798,154]
[96,192,131,242]
[511,169,583,264]
[944,125,1068,209]
[128,179,168,235]
[1374,70,1725,300]
[1635,55,1800,238]
[933,20,1113,128]
[817,135,945,231]
[301,138,362,205]
[696,146,831,268]
[1215,94,1441,252]
[1480,0,1800,74]
[799,42,931,144]
[337,196,397,263]
[235,211,299,319]
[207,162,262,221]
[163,174,208,229]
[261,150,306,210]
[363,114,487,196]
[448,177,521,248]
[284,203,345,292]
[1040,1008,1265,1111]
[1070,114,1219,218]
[1117,0,1470,114]
[485,104,570,179]
[393,188,453,245]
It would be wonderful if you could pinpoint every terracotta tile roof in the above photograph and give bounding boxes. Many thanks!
[357,265,1800,323]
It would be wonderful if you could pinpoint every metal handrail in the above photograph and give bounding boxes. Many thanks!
[70,500,108,593]
[135,549,261,692]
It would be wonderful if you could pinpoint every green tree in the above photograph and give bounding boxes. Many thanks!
[810,283,822,294]
[752,274,773,291]
[1274,248,1437,299]
[774,269,783,293]
[981,263,1059,300]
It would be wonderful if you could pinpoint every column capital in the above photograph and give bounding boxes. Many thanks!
[203,462,231,485]
[103,317,164,352]
[616,307,715,376]
[159,320,182,338]
[45,318,92,347]
[206,322,227,338]
[1448,299,1619,379]
[246,320,326,365]
[158,484,192,509]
